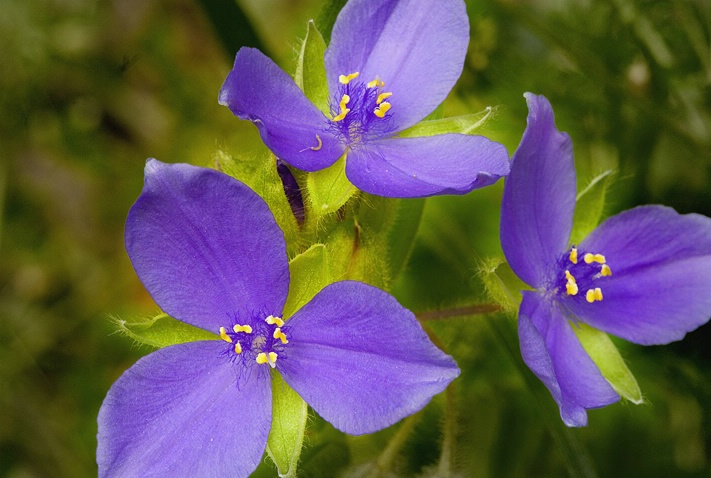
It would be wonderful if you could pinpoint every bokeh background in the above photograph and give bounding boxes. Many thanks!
[2,0,710,476]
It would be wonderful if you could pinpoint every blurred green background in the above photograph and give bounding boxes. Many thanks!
[2,0,710,476]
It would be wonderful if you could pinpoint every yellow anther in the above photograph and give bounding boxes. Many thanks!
[585,287,604,303]
[600,264,612,277]
[310,134,322,151]
[265,315,284,327]
[584,253,606,264]
[332,95,351,122]
[566,282,579,296]
[338,72,360,84]
[233,324,253,334]
[564,270,578,296]
[256,351,278,368]
[367,78,385,88]
[374,101,391,118]
[219,326,232,343]
[273,327,288,344]
[376,92,392,105]
[569,247,578,264]
[234,342,242,354]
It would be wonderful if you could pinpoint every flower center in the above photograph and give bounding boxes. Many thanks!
[555,247,612,303]
[328,71,396,146]
[218,314,289,369]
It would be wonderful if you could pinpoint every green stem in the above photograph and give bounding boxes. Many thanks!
[375,411,422,472]
[416,304,502,321]
[435,382,458,477]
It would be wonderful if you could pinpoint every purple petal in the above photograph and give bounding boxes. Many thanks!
[568,205,711,345]
[126,160,289,331]
[501,93,576,287]
[278,281,459,435]
[325,0,469,130]
[97,341,271,478]
[519,291,619,427]
[219,48,344,171]
[345,134,510,198]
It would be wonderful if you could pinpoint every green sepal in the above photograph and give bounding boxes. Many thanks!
[264,243,334,476]
[572,322,643,404]
[111,313,216,348]
[478,256,530,312]
[398,107,495,138]
[266,373,309,478]
[317,202,392,290]
[283,243,331,319]
[570,170,614,246]
[306,155,358,219]
[294,20,329,114]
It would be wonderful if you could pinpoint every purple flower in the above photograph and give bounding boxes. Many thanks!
[97,160,458,477]
[501,94,711,427]
[218,0,510,198]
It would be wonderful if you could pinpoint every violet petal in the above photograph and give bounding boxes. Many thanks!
[97,341,271,478]
[219,47,344,171]
[569,205,711,345]
[519,291,619,427]
[278,281,459,435]
[325,0,469,131]
[501,93,577,288]
[125,160,289,331]
[345,134,510,198]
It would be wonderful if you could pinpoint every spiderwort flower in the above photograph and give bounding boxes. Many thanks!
[218,0,510,198]
[501,93,711,427]
[97,160,459,477]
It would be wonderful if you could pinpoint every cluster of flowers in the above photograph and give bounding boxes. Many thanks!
[97,0,711,476]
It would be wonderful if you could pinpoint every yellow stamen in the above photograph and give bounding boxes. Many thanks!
[234,342,242,354]
[569,247,578,264]
[376,92,392,105]
[600,264,612,276]
[584,253,606,264]
[374,101,391,118]
[332,94,351,122]
[265,315,284,327]
[256,351,278,368]
[585,287,604,303]
[273,327,288,344]
[233,324,253,334]
[310,134,322,151]
[367,78,385,88]
[564,270,578,296]
[219,326,232,343]
[338,72,360,84]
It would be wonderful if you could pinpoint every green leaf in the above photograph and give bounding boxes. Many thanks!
[398,107,496,138]
[283,244,331,318]
[570,170,614,245]
[112,313,216,348]
[294,21,329,114]
[306,155,357,219]
[478,257,530,312]
[195,0,265,59]
[572,322,643,404]
[315,0,348,44]
[266,373,309,478]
